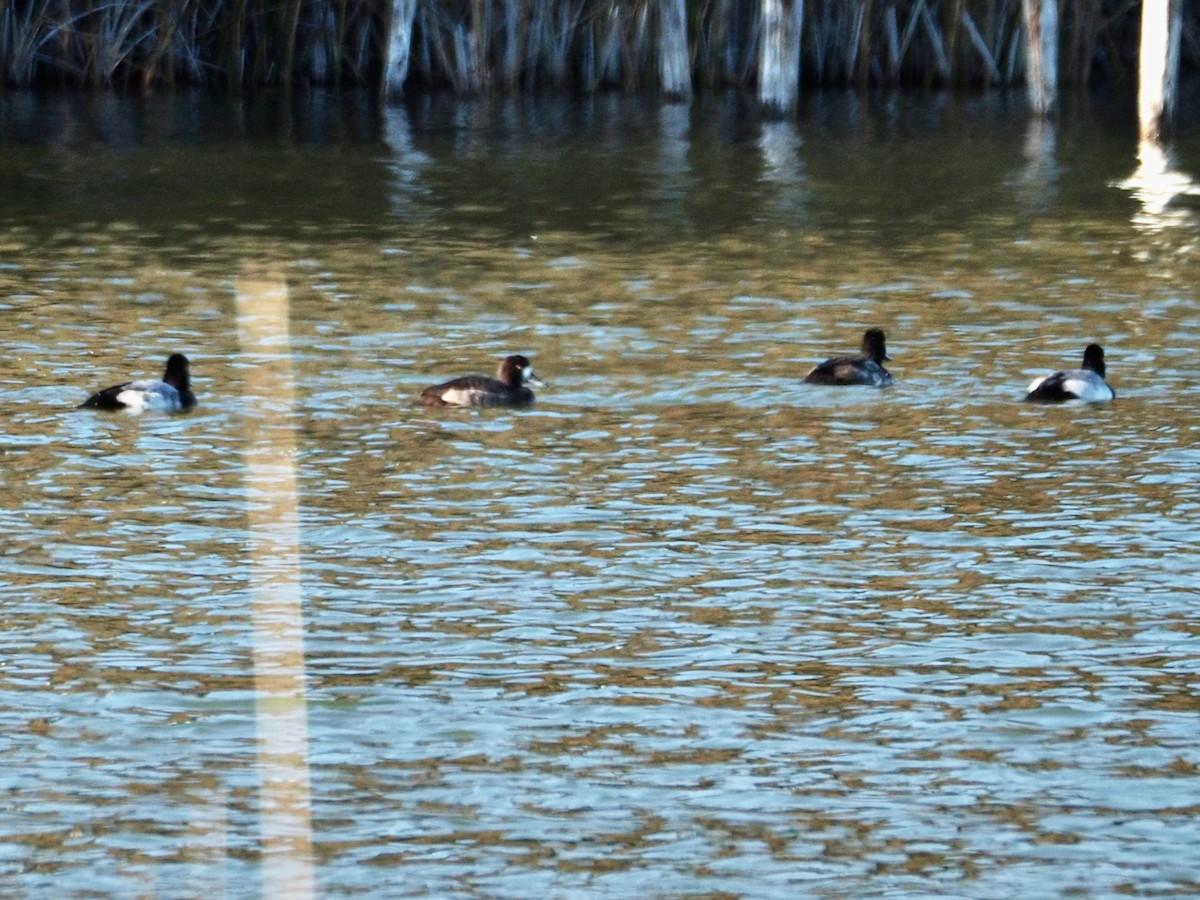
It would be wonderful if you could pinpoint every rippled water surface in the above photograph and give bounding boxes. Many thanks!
[2,88,1200,898]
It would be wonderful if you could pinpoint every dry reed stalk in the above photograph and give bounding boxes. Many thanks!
[1066,0,1093,85]
[451,22,469,91]
[304,0,331,84]
[622,0,651,91]
[1004,19,1021,81]
[961,9,1001,82]
[920,2,951,81]
[0,0,1190,97]
[419,3,460,92]
[884,4,898,81]
[220,0,246,89]
[1138,0,1183,139]
[334,0,349,85]
[249,0,271,85]
[499,0,521,89]
[78,0,158,86]
[172,0,206,83]
[2,1,51,84]
[759,0,803,114]
[1022,0,1058,113]
[807,1,827,82]
[845,0,865,84]
[470,0,489,92]
[383,0,418,96]
[141,0,176,89]
[859,0,878,87]
[349,4,374,81]
[693,0,752,87]
[945,0,963,78]
[549,0,586,89]
[599,3,626,88]
[521,0,544,86]
[896,0,926,80]
[835,1,861,83]
[659,0,691,98]
[277,0,302,85]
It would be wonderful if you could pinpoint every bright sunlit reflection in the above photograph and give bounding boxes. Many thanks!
[1116,138,1200,232]
[236,270,315,898]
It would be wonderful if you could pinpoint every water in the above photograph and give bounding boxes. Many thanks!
[2,87,1200,898]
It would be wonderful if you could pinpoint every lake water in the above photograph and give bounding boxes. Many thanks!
[2,86,1200,898]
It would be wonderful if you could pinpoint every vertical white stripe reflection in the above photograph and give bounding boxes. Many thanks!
[236,271,316,898]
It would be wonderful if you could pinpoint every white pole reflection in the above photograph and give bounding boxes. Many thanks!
[1116,138,1200,232]
[758,119,804,186]
[757,118,808,221]
[1121,2,1192,233]
[1011,116,1060,216]
[235,270,315,898]
[383,104,432,219]
[655,102,691,202]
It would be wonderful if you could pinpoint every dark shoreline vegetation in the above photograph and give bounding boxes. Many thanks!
[1,0,1197,100]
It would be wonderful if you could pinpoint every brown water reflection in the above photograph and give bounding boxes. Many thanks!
[2,88,1200,897]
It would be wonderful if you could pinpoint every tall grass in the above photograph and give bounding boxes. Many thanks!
[0,0,1193,95]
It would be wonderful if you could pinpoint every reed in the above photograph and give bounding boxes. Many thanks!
[659,0,692,99]
[759,0,803,112]
[0,0,1193,98]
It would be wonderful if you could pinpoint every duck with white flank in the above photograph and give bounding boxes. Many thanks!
[79,353,196,413]
[1025,344,1115,403]
[418,354,546,408]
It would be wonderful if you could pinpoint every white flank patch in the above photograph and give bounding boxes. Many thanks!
[116,380,181,413]
[1064,373,1114,402]
[1028,372,1114,402]
[438,387,479,407]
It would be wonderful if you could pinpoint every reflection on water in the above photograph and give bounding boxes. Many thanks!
[1014,117,1060,215]
[1116,138,1200,232]
[236,272,315,899]
[1,88,1200,897]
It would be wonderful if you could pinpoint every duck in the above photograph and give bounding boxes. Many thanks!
[1024,343,1115,403]
[78,353,196,413]
[803,328,894,386]
[418,354,546,408]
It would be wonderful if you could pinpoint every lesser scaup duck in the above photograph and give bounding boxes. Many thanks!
[1025,343,1115,403]
[418,354,546,408]
[803,328,894,386]
[79,353,196,413]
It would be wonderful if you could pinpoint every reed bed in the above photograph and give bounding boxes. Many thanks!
[0,0,1194,95]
